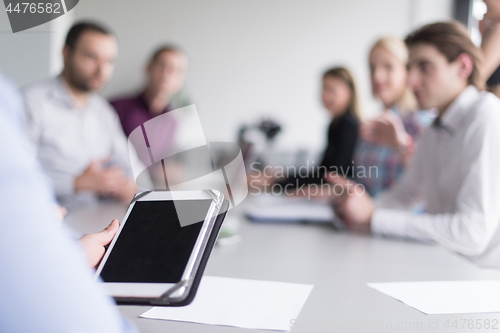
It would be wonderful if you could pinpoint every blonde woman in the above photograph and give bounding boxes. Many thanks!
[353,37,433,197]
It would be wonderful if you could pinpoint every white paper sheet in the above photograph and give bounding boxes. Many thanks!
[140,276,314,331]
[368,281,500,315]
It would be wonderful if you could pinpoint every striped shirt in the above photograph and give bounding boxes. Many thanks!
[353,107,433,197]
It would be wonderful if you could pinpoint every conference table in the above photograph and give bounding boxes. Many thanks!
[65,198,500,333]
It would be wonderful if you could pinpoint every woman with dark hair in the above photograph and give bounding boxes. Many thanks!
[319,67,361,178]
[277,67,360,189]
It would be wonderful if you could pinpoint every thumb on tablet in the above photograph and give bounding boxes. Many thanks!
[80,219,120,268]
[91,219,120,244]
[102,219,120,242]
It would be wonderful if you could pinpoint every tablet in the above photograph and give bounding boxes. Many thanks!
[95,190,224,304]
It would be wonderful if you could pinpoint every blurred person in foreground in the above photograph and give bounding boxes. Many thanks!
[0,72,136,332]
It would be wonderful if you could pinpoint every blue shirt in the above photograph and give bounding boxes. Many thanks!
[0,73,137,333]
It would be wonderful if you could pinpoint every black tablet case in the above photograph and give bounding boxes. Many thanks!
[114,200,230,307]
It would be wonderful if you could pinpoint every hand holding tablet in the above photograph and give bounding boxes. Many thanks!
[95,190,229,306]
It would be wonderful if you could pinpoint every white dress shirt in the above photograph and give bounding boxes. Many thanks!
[372,86,500,268]
[23,76,143,208]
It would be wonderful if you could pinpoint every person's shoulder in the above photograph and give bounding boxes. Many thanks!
[92,94,118,115]
[93,95,126,129]
[0,74,21,107]
[477,90,500,108]
[0,74,24,128]
[109,93,142,110]
[0,73,18,95]
[21,78,59,120]
[22,77,55,98]
[340,112,360,130]
[472,91,500,123]
[459,91,500,141]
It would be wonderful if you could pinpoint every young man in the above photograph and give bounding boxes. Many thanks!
[0,72,136,332]
[330,22,500,268]
[111,45,188,145]
[111,45,188,184]
[23,22,141,209]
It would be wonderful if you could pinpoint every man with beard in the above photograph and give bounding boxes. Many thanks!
[24,22,141,209]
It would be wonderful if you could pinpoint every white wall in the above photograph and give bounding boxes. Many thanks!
[49,11,75,76]
[73,0,452,152]
[410,0,454,29]
[0,9,51,86]
[2,0,453,153]
[0,9,73,86]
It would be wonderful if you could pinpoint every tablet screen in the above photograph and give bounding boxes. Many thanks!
[100,199,212,283]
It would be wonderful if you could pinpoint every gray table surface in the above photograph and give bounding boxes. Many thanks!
[65,199,500,333]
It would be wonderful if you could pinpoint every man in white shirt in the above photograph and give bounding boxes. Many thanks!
[330,22,500,268]
[24,22,140,209]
